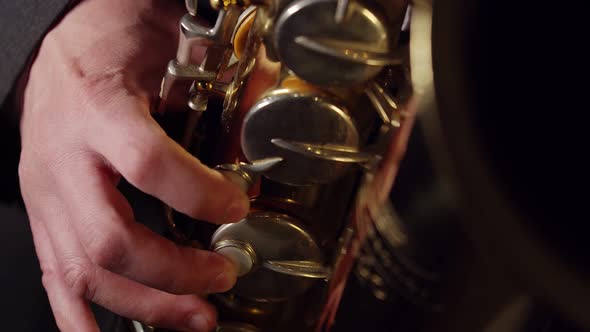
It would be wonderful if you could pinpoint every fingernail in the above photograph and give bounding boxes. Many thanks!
[223,198,249,223]
[207,271,235,293]
[188,314,210,332]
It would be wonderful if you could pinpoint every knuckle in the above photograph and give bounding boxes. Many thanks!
[120,137,163,187]
[86,231,129,273]
[18,149,48,177]
[17,159,34,183]
[39,262,59,290]
[62,258,95,299]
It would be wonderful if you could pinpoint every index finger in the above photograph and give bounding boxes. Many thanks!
[87,92,249,224]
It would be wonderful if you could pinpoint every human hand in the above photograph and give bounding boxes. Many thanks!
[17,0,249,331]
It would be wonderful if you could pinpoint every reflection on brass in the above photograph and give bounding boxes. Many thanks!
[233,8,257,59]
[366,81,402,127]
[270,138,380,165]
[210,0,253,11]
[334,0,350,23]
[280,76,323,94]
[293,35,403,66]
[262,259,331,279]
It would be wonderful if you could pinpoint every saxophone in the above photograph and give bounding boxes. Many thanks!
[135,0,417,331]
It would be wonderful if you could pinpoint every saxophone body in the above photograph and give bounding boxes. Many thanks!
[144,0,414,331]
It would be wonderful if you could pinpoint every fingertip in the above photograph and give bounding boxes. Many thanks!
[221,256,238,290]
[181,166,250,224]
[187,314,216,332]
[208,168,250,224]
[205,254,237,294]
[182,296,218,332]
